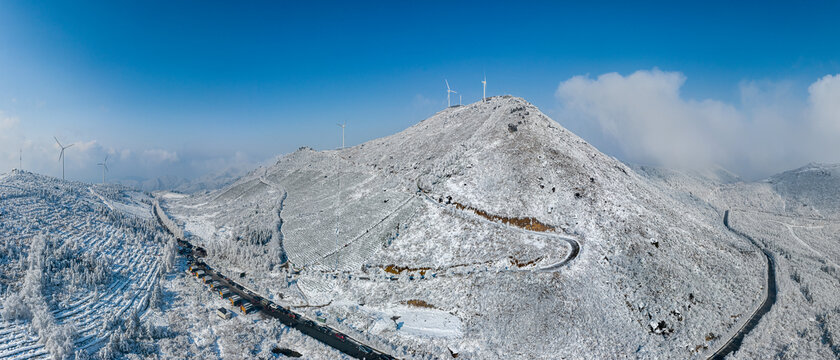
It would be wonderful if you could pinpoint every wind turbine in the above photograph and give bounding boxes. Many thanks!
[445,79,457,107]
[337,121,346,149]
[97,155,109,184]
[54,137,74,180]
[19,148,22,170]
[482,74,487,102]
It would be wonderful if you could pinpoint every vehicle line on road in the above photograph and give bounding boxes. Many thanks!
[153,198,395,360]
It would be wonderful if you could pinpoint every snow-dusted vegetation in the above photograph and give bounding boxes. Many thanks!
[0,171,350,359]
[158,96,837,359]
[639,162,840,359]
[2,96,837,359]
[0,172,168,359]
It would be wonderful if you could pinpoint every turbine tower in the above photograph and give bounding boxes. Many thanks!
[97,155,109,184]
[337,121,346,149]
[335,121,346,271]
[54,137,74,180]
[19,148,22,170]
[482,74,487,102]
[445,79,457,107]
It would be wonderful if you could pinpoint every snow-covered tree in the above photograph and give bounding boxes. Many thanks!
[162,237,177,273]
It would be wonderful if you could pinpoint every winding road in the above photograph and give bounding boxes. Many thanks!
[707,210,778,360]
[419,192,580,271]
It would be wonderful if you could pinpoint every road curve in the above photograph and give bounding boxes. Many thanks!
[707,210,778,360]
[419,192,580,271]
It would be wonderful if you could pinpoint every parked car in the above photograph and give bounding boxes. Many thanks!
[229,294,243,306]
[219,288,232,298]
[240,302,256,314]
[216,308,232,320]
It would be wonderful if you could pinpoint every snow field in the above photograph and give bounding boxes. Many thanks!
[0,172,168,359]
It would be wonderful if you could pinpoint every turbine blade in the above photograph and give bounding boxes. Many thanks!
[54,136,62,148]
[445,79,450,90]
[66,143,74,149]
[104,154,109,162]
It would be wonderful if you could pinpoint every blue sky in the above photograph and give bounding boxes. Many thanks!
[2,1,839,182]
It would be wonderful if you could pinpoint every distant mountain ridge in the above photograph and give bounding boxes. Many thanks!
[116,165,250,193]
[766,162,840,218]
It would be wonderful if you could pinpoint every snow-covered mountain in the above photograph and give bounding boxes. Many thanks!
[636,162,840,359]
[2,96,838,359]
[163,96,768,358]
[765,163,840,219]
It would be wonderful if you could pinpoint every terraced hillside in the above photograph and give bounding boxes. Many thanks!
[0,171,171,360]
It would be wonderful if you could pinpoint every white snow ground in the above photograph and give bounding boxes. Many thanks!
[0,171,348,359]
[0,171,166,359]
[2,96,838,359]
[161,96,802,359]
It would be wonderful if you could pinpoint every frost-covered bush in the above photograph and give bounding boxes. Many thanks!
[39,235,113,292]
[149,277,164,311]
[1,292,31,321]
[41,321,76,360]
[97,310,167,359]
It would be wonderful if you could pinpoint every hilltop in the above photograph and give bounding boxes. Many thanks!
[163,96,764,359]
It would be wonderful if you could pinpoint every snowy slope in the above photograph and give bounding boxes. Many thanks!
[164,96,771,359]
[766,163,840,219]
[0,170,170,360]
[636,163,840,359]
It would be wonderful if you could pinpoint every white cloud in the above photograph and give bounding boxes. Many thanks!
[74,140,99,152]
[142,149,179,164]
[0,113,19,130]
[808,74,840,135]
[556,70,840,179]
[412,94,433,107]
[0,112,260,187]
